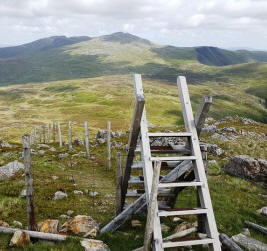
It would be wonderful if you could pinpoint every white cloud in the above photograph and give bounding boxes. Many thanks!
[0,0,267,50]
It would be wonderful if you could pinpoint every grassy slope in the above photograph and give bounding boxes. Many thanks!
[0,75,266,250]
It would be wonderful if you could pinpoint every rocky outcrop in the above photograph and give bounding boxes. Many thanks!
[232,233,267,250]
[0,161,24,181]
[224,155,267,186]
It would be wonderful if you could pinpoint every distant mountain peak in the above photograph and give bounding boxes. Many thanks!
[100,32,151,45]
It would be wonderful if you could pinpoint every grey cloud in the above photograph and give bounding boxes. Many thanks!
[0,0,267,50]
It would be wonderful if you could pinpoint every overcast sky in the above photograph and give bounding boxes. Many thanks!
[1,0,267,50]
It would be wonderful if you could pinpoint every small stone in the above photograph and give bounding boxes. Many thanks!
[242,228,251,236]
[1,141,13,148]
[97,138,106,145]
[38,150,46,155]
[9,230,30,247]
[89,191,99,197]
[257,206,267,216]
[73,139,84,146]
[54,191,68,200]
[161,223,170,232]
[2,152,14,157]
[58,153,69,159]
[74,190,83,195]
[131,220,142,227]
[0,220,9,227]
[172,217,182,223]
[59,214,70,220]
[67,210,74,216]
[39,219,59,234]
[13,220,23,228]
[208,160,218,166]
[20,188,26,197]
[0,161,24,181]
[37,144,50,149]
[52,176,58,180]
[49,147,56,152]
[80,239,110,251]
[105,193,113,198]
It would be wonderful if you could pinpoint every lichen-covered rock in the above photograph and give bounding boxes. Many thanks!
[0,161,24,181]
[0,220,9,227]
[12,220,23,228]
[9,230,31,247]
[73,190,83,195]
[1,140,13,148]
[205,144,224,156]
[70,215,99,236]
[257,206,267,216]
[54,191,68,200]
[80,239,110,251]
[232,233,267,251]
[201,125,217,133]
[58,153,69,159]
[224,155,267,185]
[39,219,59,234]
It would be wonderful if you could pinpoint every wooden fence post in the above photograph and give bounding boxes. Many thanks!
[39,127,42,144]
[107,121,111,170]
[34,128,37,145]
[53,121,56,144]
[84,121,90,159]
[144,160,161,251]
[57,121,62,148]
[115,152,122,215]
[68,121,72,150]
[22,135,36,231]
[47,123,50,143]
[42,125,46,143]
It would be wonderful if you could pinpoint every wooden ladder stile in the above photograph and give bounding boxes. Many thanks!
[101,74,221,251]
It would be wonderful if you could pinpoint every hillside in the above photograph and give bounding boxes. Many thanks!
[0,75,266,250]
[1,32,267,86]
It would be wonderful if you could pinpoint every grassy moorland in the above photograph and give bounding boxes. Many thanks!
[0,73,266,250]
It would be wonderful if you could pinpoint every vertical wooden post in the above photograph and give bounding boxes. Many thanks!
[47,123,50,143]
[42,125,46,143]
[115,152,122,215]
[84,121,90,159]
[107,121,111,170]
[39,127,42,144]
[57,121,62,148]
[34,128,37,145]
[68,121,72,150]
[53,121,56,144]
[22,135,36,231]
[144,160,161,251]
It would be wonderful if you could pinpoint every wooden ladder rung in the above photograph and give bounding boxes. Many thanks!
[148,132,192,137]
[158,181,203,188]
[151,156,196,161]
[128,176,144,184]
[131,161,144,169]
[163,238,214,248]
[158,208,208,217]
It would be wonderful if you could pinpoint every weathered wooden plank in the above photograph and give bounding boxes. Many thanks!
[120,74,145,211]
[57,121,62,148]
[22,135,36,231]
[107,121,111,170]
[68,121,72,150]
[100,194,146,233]
[47,123,50,143]
[115,152,122,216]
[245,221,267,235]
[195,96,212,135]
[177,76,220,250]
[219,233,243,251]
[144,160,162,251]
[53,120,56,144]
[0,227,66,242]
[84,121,90,159]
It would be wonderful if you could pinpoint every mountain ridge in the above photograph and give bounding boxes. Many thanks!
[0,32,267,86]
